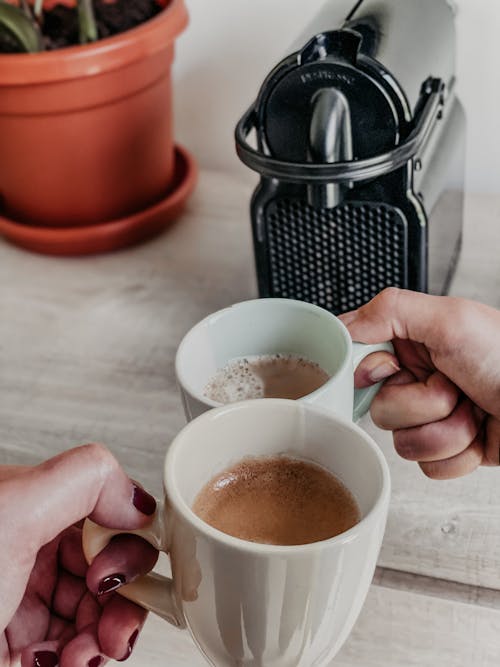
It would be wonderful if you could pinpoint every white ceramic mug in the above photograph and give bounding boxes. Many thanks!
[83,399,390,667]
[175,298,392,422]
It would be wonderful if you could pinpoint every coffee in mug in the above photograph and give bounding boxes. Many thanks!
[175,298,394,421]
[203,354,330,403]
[192,455,360,545]
[83,399,391,667]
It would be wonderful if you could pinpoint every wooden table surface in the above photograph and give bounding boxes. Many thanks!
[1,171,500,666]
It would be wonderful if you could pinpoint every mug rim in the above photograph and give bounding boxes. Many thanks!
[164,398,391,555]
[174,298,353,408]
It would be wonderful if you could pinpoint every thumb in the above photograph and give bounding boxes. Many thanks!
[2,443,156,554]
[339,287,448,346]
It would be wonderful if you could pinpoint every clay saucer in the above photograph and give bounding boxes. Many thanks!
[0,144,197,256]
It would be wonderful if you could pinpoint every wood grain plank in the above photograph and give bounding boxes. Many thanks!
[0,171,256,495]
[337,582,500,667]
[364,418,500,589]
[0,173,499,592]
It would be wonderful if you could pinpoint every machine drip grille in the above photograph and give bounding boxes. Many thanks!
[265,198,408,313]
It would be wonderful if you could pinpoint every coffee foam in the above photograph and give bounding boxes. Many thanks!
[192,456,361,546]
[204,357,265,403]
[204,354,329,403]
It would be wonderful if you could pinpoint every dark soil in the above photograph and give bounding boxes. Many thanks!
[0,0,162,53]
[0,27,26,53]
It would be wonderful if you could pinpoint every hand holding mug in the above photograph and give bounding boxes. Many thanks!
[341,287,500,479]
[83,400,390,667]
[0,446,157,667]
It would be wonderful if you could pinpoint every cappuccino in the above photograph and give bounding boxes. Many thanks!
[192,456,360,546]
[204,354,330,403]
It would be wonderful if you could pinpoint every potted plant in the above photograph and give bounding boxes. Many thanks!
[0,0,196,255]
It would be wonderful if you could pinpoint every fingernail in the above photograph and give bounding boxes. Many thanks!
[369,361,400,383]
[118,628,139,662]
[88,657,103,667]
[132,485,156,516]
[97,573,126,596]
[33,652,58,667]
[339,310,359,326]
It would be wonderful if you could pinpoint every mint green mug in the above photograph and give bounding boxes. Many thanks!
[175,298,393,422]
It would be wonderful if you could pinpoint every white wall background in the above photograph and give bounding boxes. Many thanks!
[173,0,500,194]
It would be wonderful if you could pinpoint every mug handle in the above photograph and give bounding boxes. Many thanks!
[82,501,186,628]
[352,341,394,422]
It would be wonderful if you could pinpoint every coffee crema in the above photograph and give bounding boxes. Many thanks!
[203,354,330,403]
[192,456,360,546]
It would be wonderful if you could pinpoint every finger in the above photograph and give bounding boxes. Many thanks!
[393,399,483,462]
[0,465,31,482]
[52,570,88,621]
[47,617,76,643]
[419,436,484,480]
[339,287,461,347]
[2,443,157,555]
[76,593,102,633]
[86,534,158,597]
[392,339,434,382]
[371,371,460,429]
[21,641,61,667]
[60,623,107,667]
[484,416,500,465]
[353,351,400,388]
[383,367,418,387]
[98,595,146,660]
[59,526,88,578]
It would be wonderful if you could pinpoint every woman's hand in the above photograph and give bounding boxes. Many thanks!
[340,288,500,479]
[1,444,159,667]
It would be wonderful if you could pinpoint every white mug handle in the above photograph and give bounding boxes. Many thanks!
[352,341,394,422]
[82,501,186,628]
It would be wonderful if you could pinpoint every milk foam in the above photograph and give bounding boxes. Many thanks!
[204,356,265,403]
[203,354,329,403]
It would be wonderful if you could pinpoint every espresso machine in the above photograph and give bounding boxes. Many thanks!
[236,0,465,314]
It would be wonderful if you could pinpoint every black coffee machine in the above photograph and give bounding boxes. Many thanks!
[235,0,465,314]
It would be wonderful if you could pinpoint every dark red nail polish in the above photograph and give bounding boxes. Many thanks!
[118,628,139,662]
[88,657,103,667]
[34,652,58,667]
[133,485,156,516]
[97,573,126,596]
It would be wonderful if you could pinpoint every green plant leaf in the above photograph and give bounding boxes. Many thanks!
[77,0,98,44]
[32,0,43,20]
[0,0,43,52]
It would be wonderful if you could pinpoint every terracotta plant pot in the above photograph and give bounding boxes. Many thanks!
[0,0,190,230]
